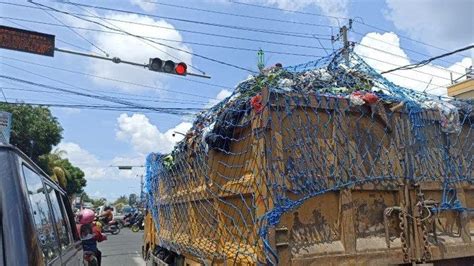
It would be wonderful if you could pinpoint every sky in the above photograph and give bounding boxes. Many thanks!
[1,0,473,201]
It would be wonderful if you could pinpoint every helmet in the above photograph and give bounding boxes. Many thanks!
[78,209,95,224]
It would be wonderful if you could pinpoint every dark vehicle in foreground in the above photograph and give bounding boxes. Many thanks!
[0,144,83,265]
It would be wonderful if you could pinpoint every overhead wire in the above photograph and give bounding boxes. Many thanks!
[0,15,333,52]
[71,3,207,75]
[0,17,234,89]
[0,86,208,105]
[352,30,469,68]
[354,42,465,76]
[139,0,334,29]
[353,20,472,58]
[33,1,110,57]
[53,7,326,58]
[0,16,324,58]
[0,74,207,114]
[227,0,349,23]
[358,54,455,81]
[382,45,474,74]
[62,1,332,39]
[0,60,215,100]
[225,0,470,59]
[31,1,256,74]
[0,101,202,115]
[1,17,101,56]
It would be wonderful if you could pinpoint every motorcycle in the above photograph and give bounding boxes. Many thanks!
[130,213,144,232]
[122,212,135,227]
[83,251,98,266]
[95,216,121,235]
[123,212,141,227]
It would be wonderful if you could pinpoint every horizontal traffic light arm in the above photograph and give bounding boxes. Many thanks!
[53,48,211,79]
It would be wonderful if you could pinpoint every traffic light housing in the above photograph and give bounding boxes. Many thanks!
[148,58,187,76]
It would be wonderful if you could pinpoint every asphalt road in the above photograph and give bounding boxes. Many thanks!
[99,228,145,266]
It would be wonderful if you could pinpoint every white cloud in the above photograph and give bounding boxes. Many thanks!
[385,0,474,52]
[116,113,192,154]
[56,142,144,181]
[206,89,232,108]
[130,0,157,12]
[243,0,349,25]
[67,13,193,92]
[355,32,472,96]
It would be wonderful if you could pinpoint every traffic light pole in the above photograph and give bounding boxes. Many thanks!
[54,47,211,79]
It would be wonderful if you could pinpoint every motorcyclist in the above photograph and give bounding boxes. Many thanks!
[99,206,114,225]
[76,209,107,266]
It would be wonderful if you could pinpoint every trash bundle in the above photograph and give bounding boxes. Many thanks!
[145,51,473,265]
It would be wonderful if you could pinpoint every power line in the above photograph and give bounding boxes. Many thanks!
[0,56,223,99]
[382,45,474,74]
[0,15,332,51]
[0,74,206,114]
[0,16,323,58]
[353,20,472,58]
[71,3,206,75]
[62,1,332,39]
[359,54,454,82]
[34,2,110,56]
[0,86,208,106]
[0,60,215,100]
[225,0,470,58]
[2,17,101,56]
[352,30,468,68]
[227,0,349,22]
[0,101,203,115]
[140,0,334,29]
[354,42,465,76]
[32,2,256,74]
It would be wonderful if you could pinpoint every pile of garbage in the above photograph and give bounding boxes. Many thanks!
[163,52,471,162]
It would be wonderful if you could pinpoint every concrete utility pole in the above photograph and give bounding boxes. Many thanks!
[332,19,353,66]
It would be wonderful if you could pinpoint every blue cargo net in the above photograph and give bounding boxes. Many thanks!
[145,51,473,265]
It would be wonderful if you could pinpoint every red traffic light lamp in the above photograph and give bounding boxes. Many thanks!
[175,62,187,75]
[148,58,187,76]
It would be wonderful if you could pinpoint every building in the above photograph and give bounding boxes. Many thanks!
[447,66,473,99]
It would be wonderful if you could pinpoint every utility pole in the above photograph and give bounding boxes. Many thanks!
[332,19,353,66]
[140,174,144,208]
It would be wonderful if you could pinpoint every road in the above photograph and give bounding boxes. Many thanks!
[99,228,145,266]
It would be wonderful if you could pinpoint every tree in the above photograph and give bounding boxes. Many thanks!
[0,104,62,162]
[92,198,107,208]
[38,150,87,197]
[114,195,128,205]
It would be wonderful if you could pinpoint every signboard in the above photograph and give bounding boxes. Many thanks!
[0,111,12,144]
[0,25,55,56]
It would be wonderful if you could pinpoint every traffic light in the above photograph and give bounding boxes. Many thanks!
[148,58,187,76]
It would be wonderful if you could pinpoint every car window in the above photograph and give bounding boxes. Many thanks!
[22,165,60,262]
[46,185,72,250]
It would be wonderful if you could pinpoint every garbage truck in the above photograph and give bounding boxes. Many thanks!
[141,53,473,265]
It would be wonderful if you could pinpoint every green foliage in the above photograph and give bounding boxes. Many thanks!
[114,195,128,205]
[92,198,107,208]
[0,103,62,162]
[38,149,87,196]
[115,202,125,213]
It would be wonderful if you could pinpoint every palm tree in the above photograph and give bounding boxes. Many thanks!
[39,148,68,189]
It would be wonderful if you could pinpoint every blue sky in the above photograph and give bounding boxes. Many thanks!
[1,0,472,201]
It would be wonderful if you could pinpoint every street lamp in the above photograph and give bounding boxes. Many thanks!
[116,165,145,209]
